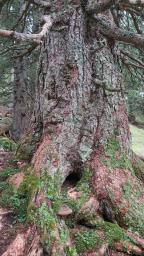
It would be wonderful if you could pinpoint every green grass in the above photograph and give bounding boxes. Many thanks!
[0,167,20,181]
[130,124,144,156]
[135,114,144,123]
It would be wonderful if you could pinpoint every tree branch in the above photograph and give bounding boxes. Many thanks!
[94,16,144,50]
[120,0,144,8]
[130,11,143,34]
[120,50,144,68]
[93,78,122,92]
[0,15,52,44]
[86,0,144,14]
[86,0,116,14]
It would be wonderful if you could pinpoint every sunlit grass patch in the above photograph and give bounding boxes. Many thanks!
[130,124,144,156]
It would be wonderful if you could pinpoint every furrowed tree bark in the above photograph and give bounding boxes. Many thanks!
[30,2,144,255]
[86,0,144,14]
[12,56,34,140]
[27,3,130,256]
[34,4,130,183]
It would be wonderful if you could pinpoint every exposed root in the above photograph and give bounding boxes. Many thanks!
[90,148,144,235]
[2,230,30,256]
[2,226,43,256]
[2,141,144,255]
[0,209,16,256]
[114,241,143,255]
[126,231,144,249]
[97,243,109,256]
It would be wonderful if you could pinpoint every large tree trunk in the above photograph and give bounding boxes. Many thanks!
[32,3,144,255]
[34,7,130,177]
[6,2,144,256]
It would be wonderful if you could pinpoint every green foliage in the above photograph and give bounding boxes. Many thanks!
[0,0,39,105]
[102,143,144,238]
[0,167,19,181]
[75,230,100,253]
[0,181,10,192]
[60,228,69,243]
[28,170,62,228]
[44,172,61,199]
[65,217,76,228]
[66,168,92,213]
[37,203,60,250]
[94,221,128,245]
[105,138,120,154]
[18,173,39,200]
[38,203,57,230]
[76,168,92,194]
[36,201,77,255]
[27,172,61,247]
[0,163,23,220]
[27,202,37,223]
[0,184,14,208]
[75,221,130,253]
[0,185,27,222]
[64,247,77,256]
[127,90,144,119]
[102,138,132,170]
[40,171,62,212]
[0,171,39,222]
[122,182,132,198]
[121,181,144,236]
[0,137,17,151]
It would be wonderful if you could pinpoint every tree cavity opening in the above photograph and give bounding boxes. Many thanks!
[62,172,82,189]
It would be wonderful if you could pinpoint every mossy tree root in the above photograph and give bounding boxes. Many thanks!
[3,142,144,256]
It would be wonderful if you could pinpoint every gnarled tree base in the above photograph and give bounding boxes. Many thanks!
[3,142,144,256]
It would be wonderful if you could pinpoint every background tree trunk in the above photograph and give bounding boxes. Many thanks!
[12,56,34,140]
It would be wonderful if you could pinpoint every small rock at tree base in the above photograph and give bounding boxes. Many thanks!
[57,204,72,216]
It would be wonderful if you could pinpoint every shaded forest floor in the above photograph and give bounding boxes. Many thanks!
[0,147,24,255]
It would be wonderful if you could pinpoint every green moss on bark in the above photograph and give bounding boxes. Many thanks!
[121,181,144,236]
[0,167,39,222]
[102,138,133,171]
[75,221,131,253]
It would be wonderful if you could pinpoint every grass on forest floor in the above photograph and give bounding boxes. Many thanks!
[130,124,144,156]
[135,114,144,123]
